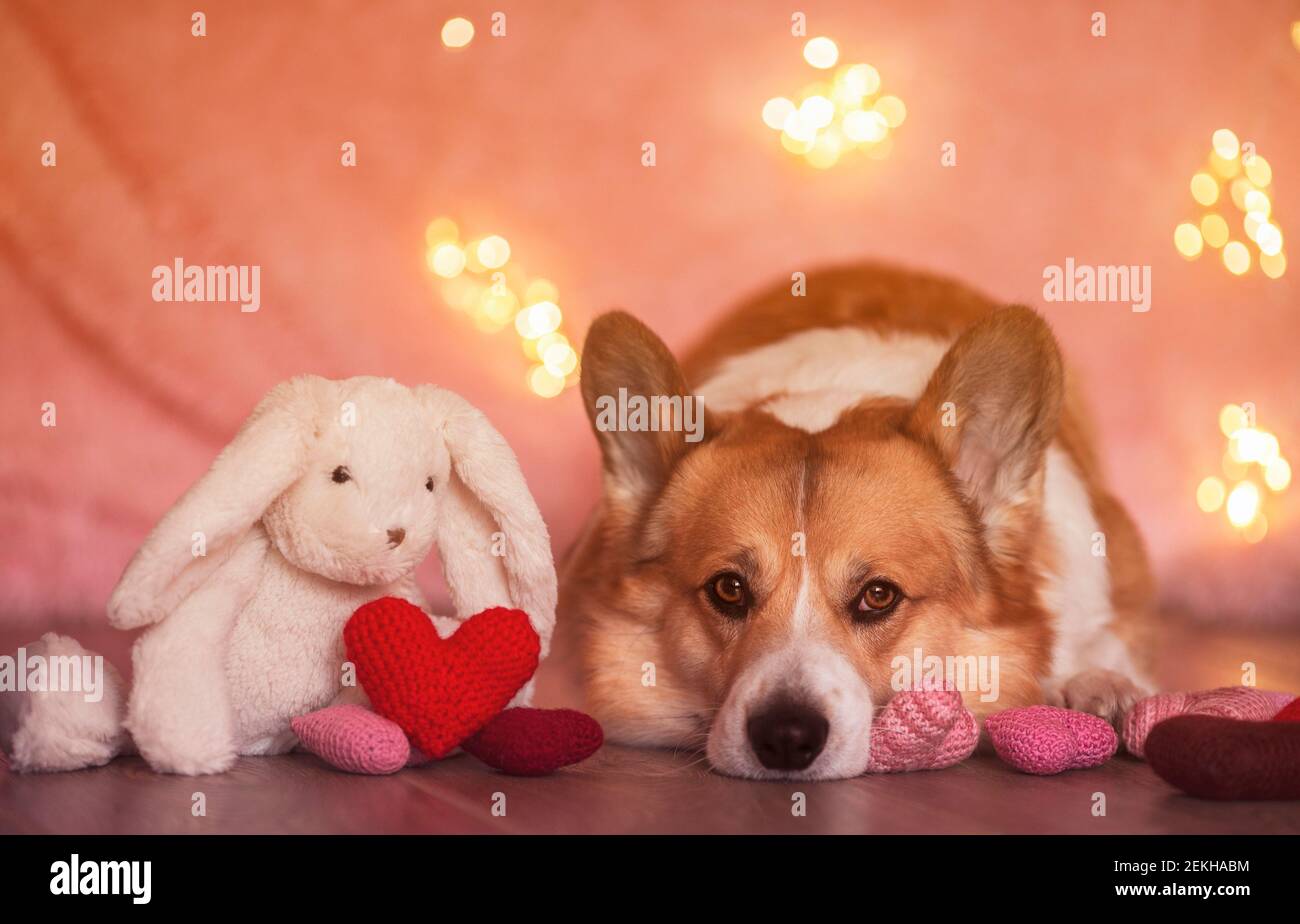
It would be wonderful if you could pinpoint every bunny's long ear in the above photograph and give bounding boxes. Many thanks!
[419,387,557,655]
[107,376,331,630]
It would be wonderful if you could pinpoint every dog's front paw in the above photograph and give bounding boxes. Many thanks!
[1044,669,1147,727]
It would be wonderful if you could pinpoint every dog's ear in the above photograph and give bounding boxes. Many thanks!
[580,311,707,509]
[906,306,1063,555]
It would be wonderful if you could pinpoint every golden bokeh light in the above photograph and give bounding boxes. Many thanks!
[1219,404,1249,437]
[1196,476,1226,513]
[780,130,815,154]
[873,96,907,128]
[1222,240,1251,274]
[1211,128,1240,160]
[803,37,839,69]
[1229,177,1254,211]
[1243,189,1271,217]
[542,341,579,377]
[1244,210,1265,241]
[429,243,467,278]
[1199,407,1290,541]
[1256,222,1283,257]
[525,278,558,305]
[1210,151,1241,179]
[840,63,880,98]
[1265,458,1293,492]
[441,17,474,48]
[425,220,578,397]
[805,129,844,169]
[1229,427,1268,464]
[514,300,562,339]
[799,95,836,129]
[762,38,904,169]
[527,365,565,398]
[1200,213,1229,248]
[476,235,511,269]
[1189,172,1219,206]
[424,217,459,247]
[762,97,796,130]
[842,109,888,144]
[1173,223,1203,259]
[782,110,817,143]
[1244,154,1272,188]
[1260,250,1287,279]
[1226,480,1260,528]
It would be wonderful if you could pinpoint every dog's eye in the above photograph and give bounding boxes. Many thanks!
[425,476,434,493]
[705,571,750,618]
[331,466,351,484]
[854,580,902,619]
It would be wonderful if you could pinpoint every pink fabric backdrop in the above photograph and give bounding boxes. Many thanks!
[2,0,1298,627]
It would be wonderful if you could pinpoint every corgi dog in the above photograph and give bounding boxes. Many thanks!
[560,262,1156,780]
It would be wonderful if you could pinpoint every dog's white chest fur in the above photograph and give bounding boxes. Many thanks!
[696,326,1140,684]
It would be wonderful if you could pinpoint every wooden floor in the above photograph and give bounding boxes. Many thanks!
[5,745,1300,834]
[3,622,1300,834]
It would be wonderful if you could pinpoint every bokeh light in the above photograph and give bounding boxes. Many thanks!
[1244,154,1272,188]
[1177,131,1285,278]
[1174,223,1203,259]
[1226,481,1260,528]
[1222,240,1251,274]
[1199,405,1290,541]
[1211,128,1240,160]
[1265,458,1292,492]
[1260,250,1287,279]
[476,235,511,269]
[527,365,566,398]
[1200,213,1229,248]
[1196,476,1226,512]
[763,39,906,169]
[429,243,466,278]
[1190,172,1219,206]
[803,37,839,69]
[441,17,474,48]
[424,218,579,397]
[762,97,796,130]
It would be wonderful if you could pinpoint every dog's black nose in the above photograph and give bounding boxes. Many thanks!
[746,700,829,771]
[386,527,406,547]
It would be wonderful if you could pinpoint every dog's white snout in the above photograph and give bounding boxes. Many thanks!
[707,642,875,780]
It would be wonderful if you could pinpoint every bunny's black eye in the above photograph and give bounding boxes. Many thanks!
[331,466,351,484]
[425,476,435,493]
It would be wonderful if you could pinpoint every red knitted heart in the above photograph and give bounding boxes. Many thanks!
[344,597,539,758]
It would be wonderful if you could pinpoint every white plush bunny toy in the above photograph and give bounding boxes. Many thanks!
[1,375,556,775]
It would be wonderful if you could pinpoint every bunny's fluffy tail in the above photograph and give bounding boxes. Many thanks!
[0,632,130,772]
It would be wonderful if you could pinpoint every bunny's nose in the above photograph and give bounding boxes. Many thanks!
[386,528,406,547]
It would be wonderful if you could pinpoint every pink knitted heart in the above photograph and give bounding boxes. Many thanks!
[1122,687,1295,758]
[865,689,979,773]
[986,705,1117,775]
[292,704,410,775]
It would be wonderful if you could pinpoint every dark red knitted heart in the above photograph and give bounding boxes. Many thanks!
[462,707,604,776]
[1272,696,1300,723]
[1146,714,1300,801]
[344,597,539,759]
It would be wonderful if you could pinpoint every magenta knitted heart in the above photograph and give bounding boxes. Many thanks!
[986,704,1117,775]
